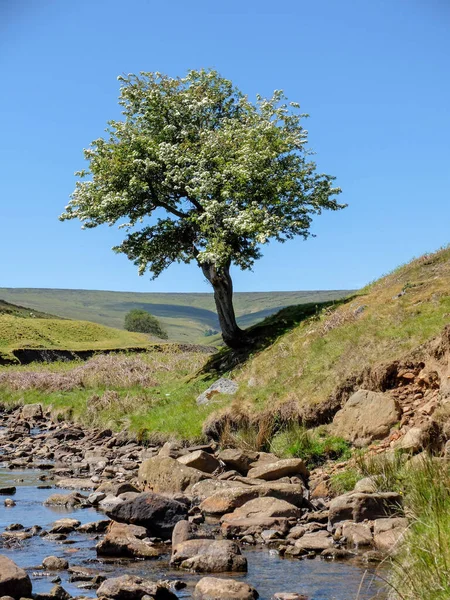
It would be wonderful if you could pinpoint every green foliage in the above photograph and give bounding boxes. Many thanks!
[270,425,351,467]
[355,451,408,493]
[329,469,362,495]
[124,309,168,339]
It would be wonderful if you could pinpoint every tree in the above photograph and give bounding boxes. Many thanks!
[124,308,168,339]
[61,69,345,348]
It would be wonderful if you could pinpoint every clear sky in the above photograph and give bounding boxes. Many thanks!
[1,0,449,293]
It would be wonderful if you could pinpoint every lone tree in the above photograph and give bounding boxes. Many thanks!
[124,308,168,339]
[61,69,344,348]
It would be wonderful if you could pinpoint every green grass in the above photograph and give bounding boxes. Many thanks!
[0,288,351,344]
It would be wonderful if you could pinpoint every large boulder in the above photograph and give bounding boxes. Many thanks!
[247,458,308,481]
[177,450,220,474]
[221,497,301,536]
[107,492,187,538]
[200,483,305,516]
[217,449,258,475]
[96,522,160,558]
[373,517,408,553]
[191,479,250,501]
[172,520,213,549]
[0,555,32,599]
[331,390,401,444]
[170,539,247,572]
[328,492,403,529]
[294,531,334,552]
[138,456,208,493]
[194,577,259,599]
[21,402,43,420]
[196,378,239,406]
[96,574,177,600]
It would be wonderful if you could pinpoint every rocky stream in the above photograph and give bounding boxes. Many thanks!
[0,404,395,600]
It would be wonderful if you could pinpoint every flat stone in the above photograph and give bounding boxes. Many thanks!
[194,577,258,599]
[247,459,309,481]
[97,574,177,600]
[171,539,247,572]
[138,456,208,494]
[177,450,220,474]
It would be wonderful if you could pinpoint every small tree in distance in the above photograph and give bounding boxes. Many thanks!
[124,309,168,339]
[61,69,345,348]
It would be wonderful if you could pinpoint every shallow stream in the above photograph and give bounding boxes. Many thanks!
[0,468,389,600]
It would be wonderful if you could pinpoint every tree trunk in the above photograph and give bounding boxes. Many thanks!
[200,261,246,349]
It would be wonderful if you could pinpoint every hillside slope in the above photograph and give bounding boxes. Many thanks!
[215,247,450,421]
[0,288,351,343]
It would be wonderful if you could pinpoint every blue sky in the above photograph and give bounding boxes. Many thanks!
[1,0,449,293]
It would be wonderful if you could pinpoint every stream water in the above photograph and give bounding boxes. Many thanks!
[0,468,389,600]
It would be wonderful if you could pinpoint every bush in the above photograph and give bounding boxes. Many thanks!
[270,425,351,468]
[124,309,168,338]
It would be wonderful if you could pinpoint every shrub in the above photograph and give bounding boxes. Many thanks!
[124,309,168,339]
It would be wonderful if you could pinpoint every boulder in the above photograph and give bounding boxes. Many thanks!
[42,556,69,570]
[217,449,258,474]
[200,483,305,516]
[331,390,401,444]
[172,520,213,549]
[247,458,309,481]
[373,517,408,553]
[191,479,249,501]
[138,456,208,493]
[96,482,140,496]
[96,574,177,600]
[107,492,187,538]
[44,492,86,507]
[353,477,377,493]
[0,555,32,599]
[328,492,403,528]
[56,478,96,490]
[96,522,160,559]
[34,584,70,600]
[221,497,301,536]
[395,427,426,453]
[171,539,247,572]
[49,518,80,533]
[194,577,259,599]
[294,531,334,552]
[341,522,373,547]
[177,450,220,474]
[21,403,43,420]
[196,378,239,406]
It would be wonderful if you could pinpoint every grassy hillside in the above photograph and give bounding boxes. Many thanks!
[226,246,450,414]
[0,288,350,343]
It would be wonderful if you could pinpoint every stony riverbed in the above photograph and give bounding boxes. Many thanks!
[0,404,392,600]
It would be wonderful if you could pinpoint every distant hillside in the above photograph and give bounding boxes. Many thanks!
[0,288,351,343]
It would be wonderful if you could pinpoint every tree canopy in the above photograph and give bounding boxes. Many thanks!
[61,69,345,347]
[124,309,168,339]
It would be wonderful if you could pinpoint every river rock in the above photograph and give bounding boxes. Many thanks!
[138,456,208,493]
[331,390,401,444]
[96,574,177,600]
[77,519,110,533]
[96,482,140,496]
[191,479,249,501]
[171,539,247,572]
[56,478,97,490]
[21,403,43,420]
[96,522,160,559]
[42,556,69,570]
[341,522,373,547]
[0,487,16,495]
[0,555,32,599]
[328,492,402,528]
[107,492,187,538]
[247,458,309,481]
[294,531,334,552]
[50,518,80,534]
[200,483,305,516]
[196,378,239,406]
[177,450,220,474]
[373,517,408,552]
[172,520,213,548]
[194,577,259,599]
[44,492,86,507]
[217,449,258,475]
[221,497,301,536]
[34,584,71,600]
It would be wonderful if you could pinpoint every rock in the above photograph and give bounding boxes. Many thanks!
[34,584,71,600]
[353,477,377,493]
[395,427,426,453]
[217,449,258,475]
[373,517,408,553]
[50,518,80,534]
[77,520,110,533]
[42,556,69,570]
[96,574,177,600]
[221,497,301,536]
[138,457,208,494]
[3,499,15,507]
[172,520,213,549]
[196,378,239,406]
[247,459,309,481]
[96,522,160,559]
[21,403,43,420]
[44,492,86,507]
[191,479,249,501]
[88,491,106,505]
[194,577,258,599]
[0,487,16,495]
[272,595,308,600]
[171,539,247,572]
[0,555,32,599]
[177,450,220,474]
[96,482,140,496]
[328,492,403,528]
[331,390,401,444]
[200,483,305,516]
[56,478,96,490]
[294,531,333,552]
[341,522,373,547]
[107,492,187,538]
